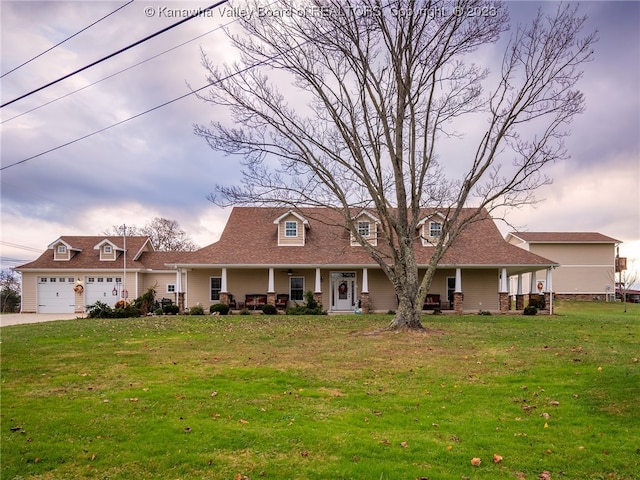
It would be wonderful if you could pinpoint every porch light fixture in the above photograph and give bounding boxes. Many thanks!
[287,269,293,276]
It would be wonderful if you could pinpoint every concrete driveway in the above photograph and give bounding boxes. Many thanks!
[0,313,84,327]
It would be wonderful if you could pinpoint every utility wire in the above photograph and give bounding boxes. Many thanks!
[0,241,43,253]
[1,0,229,109]
[1,19,235,125]
[1,1,134,79]
[0,58,270,171]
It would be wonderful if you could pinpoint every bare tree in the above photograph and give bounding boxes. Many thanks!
[194,0,596,329]
[1,268,21,313]
[102,218,198,252]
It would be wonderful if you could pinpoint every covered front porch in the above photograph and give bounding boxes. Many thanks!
[173,264,555,315]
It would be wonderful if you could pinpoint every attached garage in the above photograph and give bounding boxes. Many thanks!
[85,276,122,308]
[37,276,75,313]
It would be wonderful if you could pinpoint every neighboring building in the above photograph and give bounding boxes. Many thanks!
[506,232,620,301]
[17,207,558,315]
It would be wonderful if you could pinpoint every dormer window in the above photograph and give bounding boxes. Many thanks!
[57,245,67,254]
[104,245,113,254]
[274,210,308,246]
[351,211,378,246]
[358,221,370,237]
[285,221,298,237]
[418,213,447,246]
[429,221,442,238]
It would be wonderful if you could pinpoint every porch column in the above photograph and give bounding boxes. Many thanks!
[453,268,463,314]
[515,274,524,310]
[221,268,228,293]
[314,268,322,306]
[545,268,553,315]
[499,267,510,313]
[267,268,276,306]
[360,268,370,313]
[176,268,182,293]
[219,268,229,306]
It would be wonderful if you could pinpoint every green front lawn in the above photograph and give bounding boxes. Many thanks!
[1,301,638,479]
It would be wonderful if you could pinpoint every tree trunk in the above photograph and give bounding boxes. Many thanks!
[387,237,426,331]
[388,291,425,331]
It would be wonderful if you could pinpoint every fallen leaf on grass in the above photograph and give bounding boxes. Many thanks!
[400,441,409,448]
[471,457,481,466]
[539,471,552,480]
[493,453,503,463]
[239,419,249,424]
[300,450,309,457]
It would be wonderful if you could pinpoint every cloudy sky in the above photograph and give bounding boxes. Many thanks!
[1,1,638,279]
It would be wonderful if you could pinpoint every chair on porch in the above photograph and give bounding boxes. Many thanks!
[276,294,289,310]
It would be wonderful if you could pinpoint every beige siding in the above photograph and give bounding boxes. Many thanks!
[53,244,70,261]
[20,272,38,313]
[538,266,612,294]
[460,269,499,311]
[278,214,305,246]
[530,243,614,266]
[99,245,117,261]
[140,272,179,298]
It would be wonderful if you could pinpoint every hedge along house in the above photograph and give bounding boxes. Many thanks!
[166,207,559,314]
[16,236,189,314]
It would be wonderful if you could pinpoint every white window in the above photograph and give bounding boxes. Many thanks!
[429,221,442,238]
[357,221,370,237]
[87,277,95,283]
[68,277,75,283]
[285,221,298,237]
[104,245,112,254]
[167,284,176,293]
[57,245,67,254]
[290,277,304,301]
[210,277,222,301]
[50,277,57,282]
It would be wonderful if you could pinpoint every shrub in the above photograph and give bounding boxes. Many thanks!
[86,301,113,318]
[133,285,157,315]
[210,303,230,315]
[478,310,492,316]
[262,304,278,315]
[286,291,326,315]
[154,308,164,316]
[163,304,180,315]
[528,296,545,309]
[190,305,205,315]
[523,305,538,316]
[238,308,250,315]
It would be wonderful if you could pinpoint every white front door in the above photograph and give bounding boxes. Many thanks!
[332,272,356,311]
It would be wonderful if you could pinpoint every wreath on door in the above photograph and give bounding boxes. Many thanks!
[338,281,348,295]
[73,284,84,294]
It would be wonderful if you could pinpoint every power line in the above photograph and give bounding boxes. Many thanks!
[1,19,235,125]
[1,0,229,109]
[1,1,135,79]
[0,241,43,253]
[0,58,269,171]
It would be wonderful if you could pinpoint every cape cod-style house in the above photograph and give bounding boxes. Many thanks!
[16,207,568,315]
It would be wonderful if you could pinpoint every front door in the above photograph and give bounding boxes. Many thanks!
[332,272,356,311]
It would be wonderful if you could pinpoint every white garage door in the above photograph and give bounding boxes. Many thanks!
[38,276,75,313]
[85,276,122,308]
